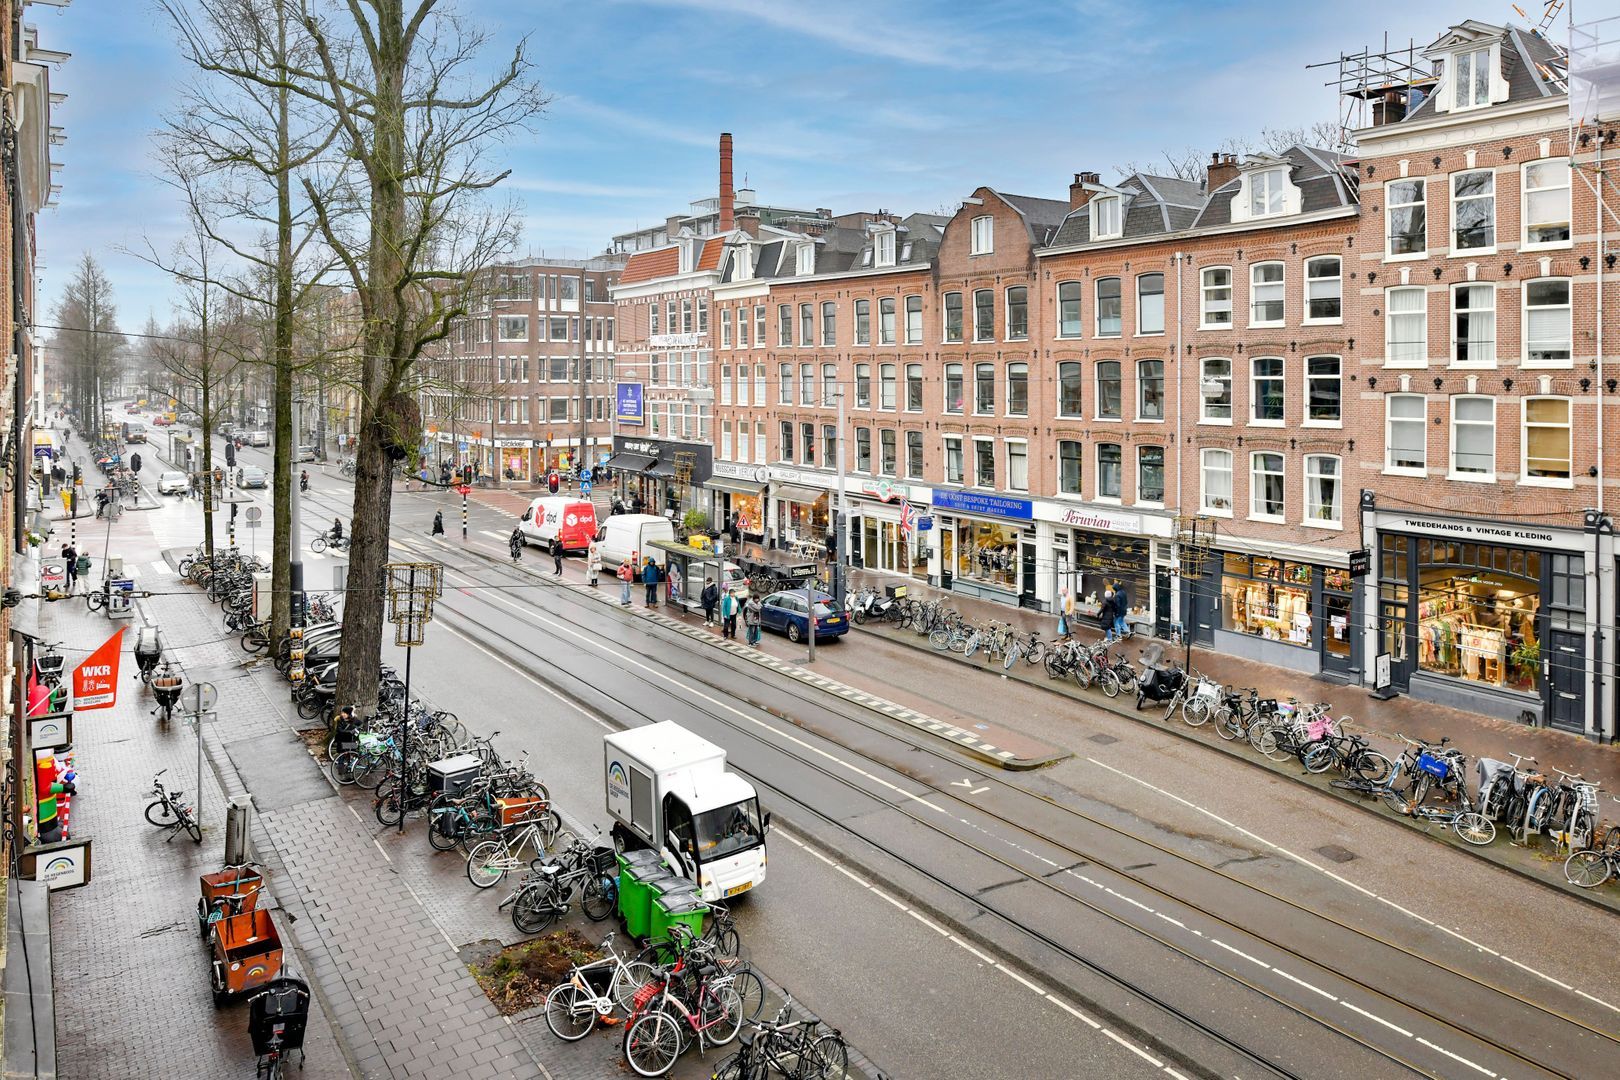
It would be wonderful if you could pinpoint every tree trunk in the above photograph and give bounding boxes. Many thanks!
[269,2,295,645]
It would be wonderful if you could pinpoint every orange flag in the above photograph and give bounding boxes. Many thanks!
[73,628,125,711]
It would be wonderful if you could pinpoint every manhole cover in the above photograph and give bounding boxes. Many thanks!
[1088,733,1119,745]
[1315,844,1357,864]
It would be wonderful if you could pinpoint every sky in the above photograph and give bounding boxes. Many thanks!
[35,0,1547,328]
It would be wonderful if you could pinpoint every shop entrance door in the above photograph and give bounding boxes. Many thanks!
[1544,629,1584,732]
[1379,600,1412,690]
[1154,568,1171,639]
[1190,570,1216,645]
[1020,540,1037,605]
[940,524,954,588]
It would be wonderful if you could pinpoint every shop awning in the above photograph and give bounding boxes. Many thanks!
[604,452,655,473]
[706,476,764,496]
[644,460,679,480]
[772,483,828,505]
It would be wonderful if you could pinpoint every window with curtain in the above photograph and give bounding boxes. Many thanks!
[1305,456,1341,524]
[1201,358,1232,420]
[1138,446,1165,503]
[1096,361,1122,418]
[1250,262,1284,325]
[1202,450,1232,511]
[1251,453,1285,518]
[1137,359,1164,419]
[1058,361,1082,417]
[1136,274,1164,334]
[802,422,816,465]
[944,436,963,483]
[1201,267,1232,327]
[1006,363,1028,416]
[1305,256,1341,322]
[1007,441,1029,491]
[1452,284,1495,365]
[1059,441,1082,494]
[1450,396,1495,477]
[1387,287,1428,366]
[1523,397,1571,481]
[1386,394,1427,471]
[1524,160,1571,246]
[1525,279,1572,364]
[737,306,749,347]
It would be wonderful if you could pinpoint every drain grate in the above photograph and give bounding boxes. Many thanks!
[1088,733,1119,745]
[1315,844,1357,864]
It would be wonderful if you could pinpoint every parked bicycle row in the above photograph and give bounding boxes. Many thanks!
[857,608,1620,894]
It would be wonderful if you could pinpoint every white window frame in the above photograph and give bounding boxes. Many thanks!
[497,315,529,341]
[1136,273,1165,335]
[1303,256,1342,325]
[904,295,923,344]
[1248,262,1285,327]
[1095,442,1123,501]
[1451,46,1493,111]
[875,229,896,267]
[1200,357,1232,424]
[1058,440,1083,496]
[1200,266,1232,329]
[720,364,732,405]
[1095,277,1122,337]
[1200,449,1233,516]
[943,435,964,485]
[1092,195,1122,241]
[1448,394,1496,482]
[1136,445,1165,507]
[1249,452,1286,522]
[854,298,871,346]
[1522,396,1573,488]
[1385,178,1427,259]
[1385,286,1429,368]
[796,243,815,275]
[1385,393,1427,476]
[972,435,996,487]
[942,292,963,344]
[736,306,749,348]
[1523,277,1573,368]
[1056,281,1082,338]
[1249,356,1285,426]
[1303,355,1342,427]
[1006,438,1029,492]
[1056,361,1082,418]
[970,215,994,255]
[1136,359,1164,421]
[1303,455,1342,528]
[1248,169,1287,218]
[1005,286,1029,341]
[1449,168,1496,254]
[972,289,994,343]
[1450,283,1496,367]
[879,297,897,346]
[1522,159,1572,250]
[720,310,732,349]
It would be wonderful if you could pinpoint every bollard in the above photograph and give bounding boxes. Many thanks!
[224,795,254,866]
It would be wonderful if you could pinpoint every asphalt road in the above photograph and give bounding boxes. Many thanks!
[154,428,1620,1079]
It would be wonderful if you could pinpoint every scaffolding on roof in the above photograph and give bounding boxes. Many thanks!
[1307,33,1438,136]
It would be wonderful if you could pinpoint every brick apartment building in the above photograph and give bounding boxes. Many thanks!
[1348,19,1615,736]
[426,256,622,483]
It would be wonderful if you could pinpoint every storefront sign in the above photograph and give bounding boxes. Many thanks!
[1389,516,1566,549]
[616,383,645,426]
[931,488,1033,520]
[28,712,72,751]
[22,839,93,891]
[917,517,934,531]
[1348,548,1371,577]
[649,333,702,348]
[1035,503,1142,534]
[712,462,771,484]
[494,439,532,448]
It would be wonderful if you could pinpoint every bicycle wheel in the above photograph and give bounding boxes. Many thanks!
[1351,750,1394,784]
[86,589,105,612]
[428,811,464,852]
[1453,813,1496,847]
[330,751,363,786]
[183,811,202,843]
[1214,706,1243,741]
[1248,721,1280,759]
[809,1033,850,1080]
[1568,809,1597,853]
[1002,646,1018,672]
[701,985,744,1046]
[513,883,560,935]
[1564,850,1614,889]
[711,925,741,958]
[727,964,766,1022]
[1605,826,1620,856]
[1300,742,1334,773]
[374,782,407,827]
[1098,668,1121,698]
[466,840,508,889]
[145,799,179,827]
[1072,657,1095,690]
[623,1009,682,1077]
[297,695,324,721]
[614,961,659,1013]
[1379,786,1411,815]
[963,635,979,658]
[544,983,597,1041]
[310,536,326,554]
[582,875,615,922]
[1182,698,1211,727]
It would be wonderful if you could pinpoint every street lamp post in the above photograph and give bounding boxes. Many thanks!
[833,387,847,614]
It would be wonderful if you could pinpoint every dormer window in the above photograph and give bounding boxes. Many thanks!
[1248,169,1287,217]
[732,244,754,281]
[796,243,815,276]
[1453,46,1490,109]
[1092,195,1122,241]
[875,230,896,268]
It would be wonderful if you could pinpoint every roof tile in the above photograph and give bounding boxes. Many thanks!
[619,247,679,285]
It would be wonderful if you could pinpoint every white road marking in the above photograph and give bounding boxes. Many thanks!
[149,560,170,576]
[1273,967,1337,1001]
[1102,1029,1163,1068]
[1083,755,1620,1015]
[1340,1000,1413,1038]
[1415,1037,1496,1078]
[1210,939,1271,970]
[435,619,611,730]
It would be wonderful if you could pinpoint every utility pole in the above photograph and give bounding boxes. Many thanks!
[577,267,588,483]
[833,386,848,613]
[288,399,306,639]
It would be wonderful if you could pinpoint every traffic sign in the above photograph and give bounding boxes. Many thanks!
[581,480,592,494]
[457,485,472,496]
[581,467,593,484]
[183,682,217,715]
[244,506,262,524]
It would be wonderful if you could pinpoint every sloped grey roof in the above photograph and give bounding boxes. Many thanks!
[1049,171,1202,247]
[996,192,1071,245]
[1403,21,1567,122]
[1192,145,1355,229]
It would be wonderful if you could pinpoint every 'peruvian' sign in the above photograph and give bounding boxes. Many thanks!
[73,629,125,711]
[616,382,645,426]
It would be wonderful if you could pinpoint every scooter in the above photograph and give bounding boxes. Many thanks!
[1133,643,1187,712]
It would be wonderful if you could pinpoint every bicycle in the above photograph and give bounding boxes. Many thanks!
[622,957,743,1076]
[310,530,350,554]
[1300,725,1393,782]
[1385,746,1495,846]
[145,770,202,843]
[500,842,617,932]
[713,994,849,1080]
[1563,797,1620,887]
[465,807,566,888]
[543,932,660,1040]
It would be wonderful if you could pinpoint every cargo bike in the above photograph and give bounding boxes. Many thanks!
[198,863,285,1007]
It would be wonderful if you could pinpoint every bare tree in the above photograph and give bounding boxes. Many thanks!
[50,254,125,441]
[160,0,344,645]
[1114,119,1353,184]
[252,1,547,710]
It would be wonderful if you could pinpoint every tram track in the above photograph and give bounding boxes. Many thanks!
[295,480,1617,1079]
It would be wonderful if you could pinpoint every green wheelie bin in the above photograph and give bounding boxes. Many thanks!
[621,865,677,940]
[650,890,710,946]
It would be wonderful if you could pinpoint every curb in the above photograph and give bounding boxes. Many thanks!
[860,619,1620,916]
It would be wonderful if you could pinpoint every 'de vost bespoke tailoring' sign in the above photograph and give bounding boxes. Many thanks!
[930,489,1034,520]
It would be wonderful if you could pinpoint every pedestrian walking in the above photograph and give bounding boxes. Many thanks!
[61,544,78,593]
[1099,586,1118,644]
[642,557,660,606]
[1112,579,1130,641]
[701,579,720,626]
[587,540,602,586]
[721,588,739,639]
[550,536,563,577]
[617,558,634,605]
[743,594,762,646]
[728,514,742,548]
[431,510,445,536]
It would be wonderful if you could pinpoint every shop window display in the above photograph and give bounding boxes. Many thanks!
[1415,541,1540,693]
[955,520,1020,590]
[1222,555,1313,646]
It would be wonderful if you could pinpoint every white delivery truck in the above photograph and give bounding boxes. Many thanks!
[597,513,676,568]
[605,721,768,902]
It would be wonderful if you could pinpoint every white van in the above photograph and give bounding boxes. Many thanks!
[518,497,598,552]
[598,514,675,568]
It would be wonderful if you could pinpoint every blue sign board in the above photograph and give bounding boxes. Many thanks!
[581,467,593,484]
[917,516,934,531]
[930,488,1033,520]
[616,383,645,426]
[581,480,592,494]
[34,445,53,459]
[456,440,468,453]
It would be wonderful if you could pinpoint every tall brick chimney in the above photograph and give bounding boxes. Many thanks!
[1205,152,1240,194]
[1070,171,1100,212]
[719,132,735,233]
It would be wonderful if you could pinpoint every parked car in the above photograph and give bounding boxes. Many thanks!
[244,430,270,447]
[152,415,174,427]
[758,590,847,643]
[156,471,188,495]
[121,422,146,443]
[236,465,267,488]
[294,444,316,463]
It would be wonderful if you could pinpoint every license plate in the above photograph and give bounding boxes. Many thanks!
[725,881,752,897]
[825,617,841,624]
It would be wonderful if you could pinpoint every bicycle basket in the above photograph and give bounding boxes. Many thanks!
[588,847,618,877]
[1416,752,1450,781]
[631,980,662,1012]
